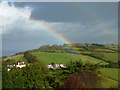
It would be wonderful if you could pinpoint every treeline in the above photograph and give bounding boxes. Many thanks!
[14,43,118,56]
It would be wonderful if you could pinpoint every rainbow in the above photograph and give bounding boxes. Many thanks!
[30,18,72,44]
[30,18,81,53]
[26,4,113,54]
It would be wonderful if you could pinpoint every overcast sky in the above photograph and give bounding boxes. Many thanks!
[1,1,118,56]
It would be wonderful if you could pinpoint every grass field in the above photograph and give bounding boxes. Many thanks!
[3,52,108,65]
[99,68,119,81]
[100,75,118,88]
[3,54,26,63]
[81,55,108,65]
[32,52,84,64]
[103,53,118,63]
[105,45,118,51]
[94,49,116,52]
[98,68,119,88]
[31,52,107,65]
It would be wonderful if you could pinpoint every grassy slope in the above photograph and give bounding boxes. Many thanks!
[97,68,119,88]
[81,55,108,65]
[100,75,118,88]
[103,53,118,63]
[32,52,83,64]
[95,48,116,52]
[105,45,118,51]
[31,52,107,64]
[3,52,107,65]
[99,68,119,81]
[3,54,27,63]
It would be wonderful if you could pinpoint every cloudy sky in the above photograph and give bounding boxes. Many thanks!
[1,1,118,56]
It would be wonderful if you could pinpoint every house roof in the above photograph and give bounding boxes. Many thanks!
[18,62,26,65]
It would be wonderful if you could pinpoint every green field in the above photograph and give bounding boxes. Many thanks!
[99,68,119,81]
[32,52,84,64]
[31,52,107,65]
[103,53,118,63]
[98,68,119,88]
[81,55,108,65]
[105,45,118,51]
[3,54,26,63]
[95,49,116,52]
[100,75,118,88]
[3,52,108,65]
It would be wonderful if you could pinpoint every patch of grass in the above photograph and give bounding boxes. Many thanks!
[32,52,84,64]
[100,75,118,88]
[99,68,119,81]
[95,49,116,52]
[105,45,118,51]
[103,53,118,63]
[31,52,107,65]
[81,55,108,65]
[3,54,26,62]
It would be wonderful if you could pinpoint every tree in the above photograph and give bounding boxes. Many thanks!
[2,68,13,88]
[24,52,38,63]
[22,62,50,88]
[60,71,101,88]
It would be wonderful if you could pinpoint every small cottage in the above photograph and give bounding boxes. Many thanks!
[16,62,26,68]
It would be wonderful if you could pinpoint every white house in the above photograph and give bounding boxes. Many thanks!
[59,64,66,68]
[46,64,54,68]
[16,62,26,68]
[6,64,15,71]
[46,64,66,69]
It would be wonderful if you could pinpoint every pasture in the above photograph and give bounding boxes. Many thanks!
[99,68,119,81]
[103,53,118,63]
[31,52,107,65]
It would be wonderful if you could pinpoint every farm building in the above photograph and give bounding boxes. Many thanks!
[46,64,66,69]
[16,62,26,68]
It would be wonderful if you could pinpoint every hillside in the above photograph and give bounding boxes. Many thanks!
[2,43,119,88]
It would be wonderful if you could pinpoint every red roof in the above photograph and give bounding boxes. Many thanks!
[18,62,26,65]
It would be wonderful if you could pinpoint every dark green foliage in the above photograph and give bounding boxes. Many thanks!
[21,62,50,88]
[2,59,16,67]
[2,68,13,88]
[46,61,101,89]
[23,51,38,63]
[47,69,70,88]
[9,68,25,88]
[66,60,83,73]
[2,62,51,89]
[2,56,7,58]
[66,60,100,73]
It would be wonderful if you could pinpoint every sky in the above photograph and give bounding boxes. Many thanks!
[0,1,118,56]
